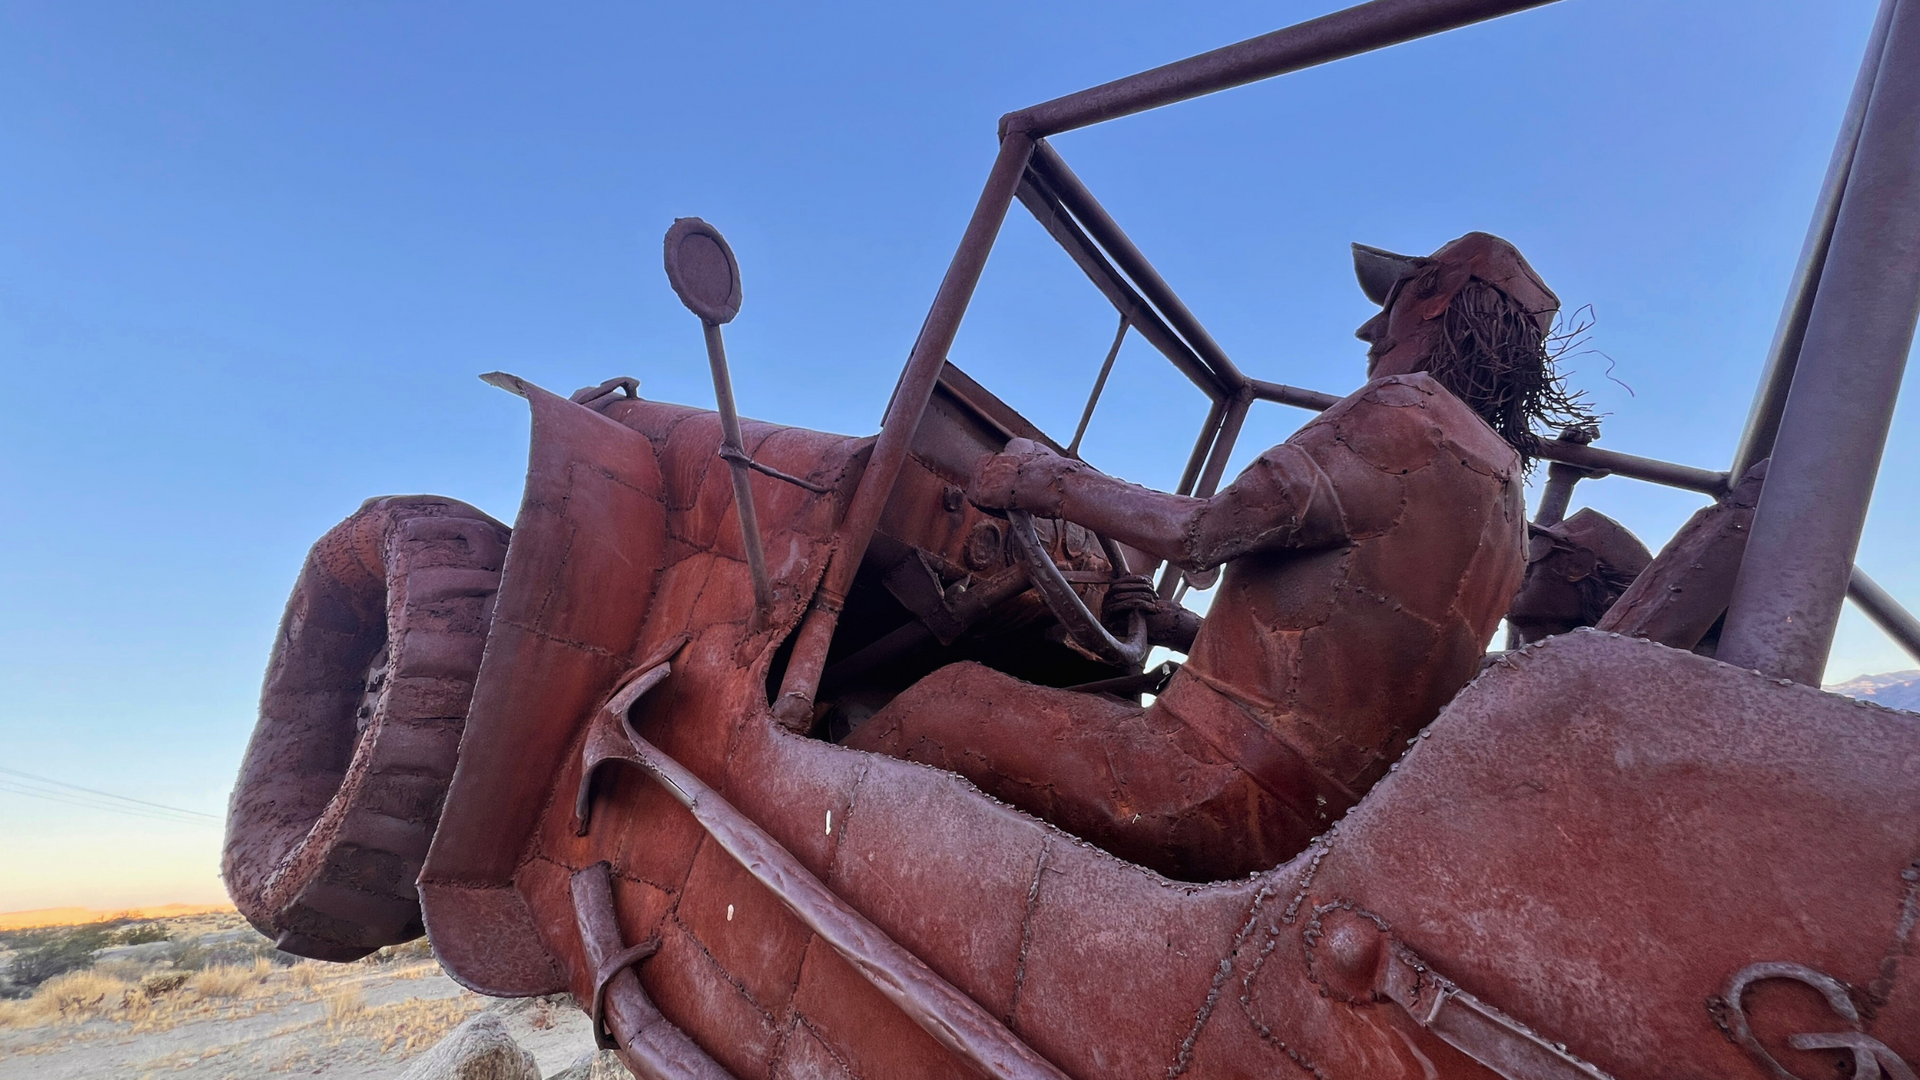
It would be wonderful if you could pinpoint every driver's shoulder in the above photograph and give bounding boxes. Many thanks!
[1290,373,1515,477]
[1293,372,1459,445]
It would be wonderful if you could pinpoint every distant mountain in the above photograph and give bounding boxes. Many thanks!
[0,903,233,932]
[1826,670,1920,713]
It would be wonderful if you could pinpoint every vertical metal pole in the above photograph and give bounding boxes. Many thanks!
[1068,315,1129,455]
[1732,0,1900,477]
[1531,467,1581,528]
[771,132,1036,722]
[1191,389,1254,501]
[1718,0,1920,684]
[702,321,775,630]
[1532,427,1598,528]
[1156,388,1252,599]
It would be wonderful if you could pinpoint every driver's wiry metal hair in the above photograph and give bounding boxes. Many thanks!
[1423,278,1596,470]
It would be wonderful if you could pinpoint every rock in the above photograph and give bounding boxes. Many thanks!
[397,1013,540,1080]
[94,940,180,964]
[547,1049,634,1080]
[137,970,188,996]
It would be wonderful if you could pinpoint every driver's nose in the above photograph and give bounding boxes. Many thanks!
[1355,309,1386,344]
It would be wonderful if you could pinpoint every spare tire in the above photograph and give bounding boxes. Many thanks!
[224,496,509,961]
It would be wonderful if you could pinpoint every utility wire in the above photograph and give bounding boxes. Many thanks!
[0,779,220,825]
[0,778,219,825]
[0,766,221,825]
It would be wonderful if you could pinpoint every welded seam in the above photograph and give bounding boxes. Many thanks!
[1236,913,1330,1080]
[1869,858,1920,1009]
[823,758,873,890]
[669,905,781,1024]
[1166,883,1273,1078]
[1005,835,1054,1026]
[1281,835,1335,927]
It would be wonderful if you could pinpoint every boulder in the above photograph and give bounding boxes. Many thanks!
[93,940,180,964]
[397,1013,539,1080]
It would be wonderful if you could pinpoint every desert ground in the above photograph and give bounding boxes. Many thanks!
[0,909,602,1079]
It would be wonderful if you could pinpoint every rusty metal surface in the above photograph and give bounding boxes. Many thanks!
[418,375,863,996]
[1003,510,1146,667]
[225,2,1920,1076]
[224,495,507,961]
[1506,508,1650,647]
[581,709,1072,1080]
[1302,631,1920,1078]
[570,861,736,1079]
[851,370,1525,881]
[1595,462,1765,651]
[492,518,1920,1080]
[1367,933,1616,1079]
[241,375,1920,1079]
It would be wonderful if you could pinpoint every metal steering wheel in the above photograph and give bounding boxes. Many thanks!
[1005,509,1150,669]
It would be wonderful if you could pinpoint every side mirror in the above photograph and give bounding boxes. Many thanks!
[663,217,742,325]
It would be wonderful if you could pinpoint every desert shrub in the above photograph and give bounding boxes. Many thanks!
[113,922,169,946]
[370,995,480,1053]
[171,928,280,972]
[186,963,264,1000]
[0,968,132,1027]
[171,940,205,970]
[40,969,131,1017]
[4,923,121,989]
[321,984,365,1028]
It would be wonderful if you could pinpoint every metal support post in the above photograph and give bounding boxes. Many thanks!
[1719,0,1920,683]
[771,132,1036,721]
[1733,0,1900,477]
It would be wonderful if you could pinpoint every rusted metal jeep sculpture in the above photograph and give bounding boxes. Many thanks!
[224,2,1920,1077]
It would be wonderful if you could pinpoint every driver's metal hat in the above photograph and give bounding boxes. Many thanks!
[1352,232,1560,334]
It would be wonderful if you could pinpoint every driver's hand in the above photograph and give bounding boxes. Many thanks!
[969,437,1074,515]
[1102,573,1202,653]
[1101,574,1161,618]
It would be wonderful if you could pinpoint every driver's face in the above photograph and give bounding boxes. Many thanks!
[1354,303,1392,376]
[1354,276,1440,379]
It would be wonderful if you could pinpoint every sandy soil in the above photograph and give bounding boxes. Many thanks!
[0,914,599,1079]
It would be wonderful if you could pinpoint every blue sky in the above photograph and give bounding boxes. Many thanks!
[2,0,1911,910]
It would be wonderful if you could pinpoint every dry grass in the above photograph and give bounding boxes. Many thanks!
[187,960,269,1000]
[0,968,132,1027]
[2,953,284,1033]
[360,994,483,1052]
[1,921,494,1075]
[321,984,365,1029]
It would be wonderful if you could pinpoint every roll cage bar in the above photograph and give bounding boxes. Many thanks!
[768,0,1920,725]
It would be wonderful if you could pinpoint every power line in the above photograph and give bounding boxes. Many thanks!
[0,779,221,825]
[0,766,222,825]
[0,779,220,825]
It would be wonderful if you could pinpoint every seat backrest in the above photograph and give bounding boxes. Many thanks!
[1595,461,1767,651]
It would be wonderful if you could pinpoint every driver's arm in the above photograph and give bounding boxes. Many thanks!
[971,439,1347,573]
